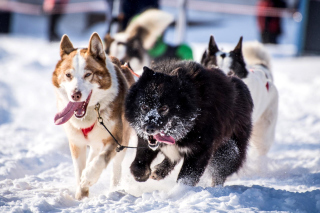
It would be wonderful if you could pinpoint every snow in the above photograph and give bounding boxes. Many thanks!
[1,8,320,212]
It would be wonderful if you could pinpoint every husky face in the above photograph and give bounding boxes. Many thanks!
[125,66,198,148]
[52,33,118,126]
[201,36,248,79]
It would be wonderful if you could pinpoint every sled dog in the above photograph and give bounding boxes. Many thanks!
[105,9,192,74]
[52,33,134,199]
[201,36,278,155]
[125,60,253,186]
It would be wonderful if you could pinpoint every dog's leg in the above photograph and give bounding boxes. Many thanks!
[69,141,87,200]
[130,137,159,182]
[111,119,131,189]
[79,141,117,195]
[87,144,103,164]
[177,151,211,186]
[210,139,241,186]
[150,157,178,181]
[111,148,126,189]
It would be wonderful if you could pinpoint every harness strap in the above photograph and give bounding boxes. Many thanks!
[94,103,147,152]
[124,62,140,78]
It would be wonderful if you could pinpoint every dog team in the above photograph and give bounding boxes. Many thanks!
[52,9,278,200]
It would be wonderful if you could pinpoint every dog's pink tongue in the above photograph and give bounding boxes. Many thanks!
[154,133,175,144]
[54,101,83,125]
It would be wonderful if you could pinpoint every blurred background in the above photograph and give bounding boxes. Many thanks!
[1,0,318,57]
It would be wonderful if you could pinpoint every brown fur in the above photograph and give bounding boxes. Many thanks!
[69,142,80,159]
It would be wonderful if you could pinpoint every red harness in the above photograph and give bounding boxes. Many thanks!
[128,67,140,78]
[81,123,95,138]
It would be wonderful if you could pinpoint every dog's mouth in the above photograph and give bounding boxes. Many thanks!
[148,132,175,150]
[54,91,92,125]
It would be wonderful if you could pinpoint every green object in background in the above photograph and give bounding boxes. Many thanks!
[176,44,193,60]
[148,37,168,58]
[148,37,193,60]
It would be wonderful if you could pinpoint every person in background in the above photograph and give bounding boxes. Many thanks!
[257,0,287,44]
[120,0,159,31]
[0,0,12,34]
[43,0,68,42]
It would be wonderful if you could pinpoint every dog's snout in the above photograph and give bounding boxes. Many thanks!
[71,91,82,101]
[146,125,156,134]
[220,53,226,58]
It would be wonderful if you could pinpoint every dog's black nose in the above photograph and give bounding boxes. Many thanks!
[220,53,226,58]
[71,91,82,101]
[146,125,156,134]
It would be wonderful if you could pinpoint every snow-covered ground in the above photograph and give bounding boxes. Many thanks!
[0,34,320,212]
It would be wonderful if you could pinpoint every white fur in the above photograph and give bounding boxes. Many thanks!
[110,33,128,61]
[55,45,126,199]
[216,51,232,72]
[160,145,182,163]
[125,9,174,50]
[243,41,271,73]
[129,52,150,75]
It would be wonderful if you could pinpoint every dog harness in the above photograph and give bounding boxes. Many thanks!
[81,123,95,138]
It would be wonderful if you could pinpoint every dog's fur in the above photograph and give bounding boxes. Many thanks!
[125,60,253,186]
[52,33,135,200]
[201,36,278,155]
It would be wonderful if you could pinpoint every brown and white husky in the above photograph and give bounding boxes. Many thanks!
[52,33,135,200]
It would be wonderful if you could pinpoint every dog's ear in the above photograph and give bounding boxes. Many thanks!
[142,66,155,75]
[88,32,106,61]
[200,50,208,64]
[233,36,243,54]
[171,67,188,87]
[104,33,115,54]
[60,35,74,57]
[208,35,219,55]
[141,66,155,78]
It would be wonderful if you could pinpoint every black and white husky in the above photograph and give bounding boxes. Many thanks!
[104,9,173,74]
[125,60,253,186]
[201,36,278,156]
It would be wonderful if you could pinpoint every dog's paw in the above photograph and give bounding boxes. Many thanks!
[150,168,167,181]
[75,186,89,200]
[80,167,101,188]
[130,162,151,182]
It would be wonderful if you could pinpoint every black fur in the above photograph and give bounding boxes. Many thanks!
[201,36,248,79]
[125,60,253,186]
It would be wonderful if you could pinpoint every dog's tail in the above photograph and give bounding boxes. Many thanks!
[243,41,271,69]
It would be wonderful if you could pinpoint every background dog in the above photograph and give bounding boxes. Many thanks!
[201,36,279,156]
[125,60,253,186]
[104,9,193,74]
[52,32,134,199]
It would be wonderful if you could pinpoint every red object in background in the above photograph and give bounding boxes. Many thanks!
[257,0,287,44]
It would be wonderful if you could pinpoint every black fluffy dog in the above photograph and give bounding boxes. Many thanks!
[125,60,253,186]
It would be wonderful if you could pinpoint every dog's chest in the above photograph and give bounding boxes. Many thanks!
[160,145,191,162]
